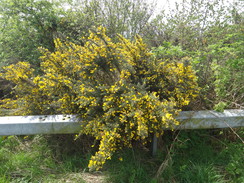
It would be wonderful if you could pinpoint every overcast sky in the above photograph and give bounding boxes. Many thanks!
[149,0,241,14]
[150,0,177,14]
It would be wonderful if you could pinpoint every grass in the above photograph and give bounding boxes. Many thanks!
[105,129,244,183]
[0,135,89,182]
[0,129,243,183]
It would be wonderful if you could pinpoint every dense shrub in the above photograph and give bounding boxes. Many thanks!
[193,25,244,110]
[0,27,198,170]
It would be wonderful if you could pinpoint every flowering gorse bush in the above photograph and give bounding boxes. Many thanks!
[0,26,198,171]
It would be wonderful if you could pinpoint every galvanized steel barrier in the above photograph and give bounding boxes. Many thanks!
[0,109,243,136]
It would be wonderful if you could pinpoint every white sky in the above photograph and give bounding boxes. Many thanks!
[149,0,178,15]
[148,0,243,20]
[149,0,242,14]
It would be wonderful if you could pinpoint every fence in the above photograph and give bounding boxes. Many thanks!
[1,109,243,155]
[1,109,243,136]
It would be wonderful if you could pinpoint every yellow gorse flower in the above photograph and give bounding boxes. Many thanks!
[0,26,199,171]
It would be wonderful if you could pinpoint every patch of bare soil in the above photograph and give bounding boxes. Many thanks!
[81,172,107,183]
[51,172,107,183]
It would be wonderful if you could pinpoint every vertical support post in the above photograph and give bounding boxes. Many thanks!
[152,133,158,156]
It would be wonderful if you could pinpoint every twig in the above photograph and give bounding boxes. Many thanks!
[208,110,244,144]
[155,131,180,179]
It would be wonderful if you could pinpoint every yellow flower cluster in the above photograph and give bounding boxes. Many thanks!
[0,26,199,170]
[1,62,34,83]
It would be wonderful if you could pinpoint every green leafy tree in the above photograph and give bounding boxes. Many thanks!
[143,0,231,48]
[144,0,244,109]
[59,0,155,43]
[200,25,244,110]
[0,0,62,67]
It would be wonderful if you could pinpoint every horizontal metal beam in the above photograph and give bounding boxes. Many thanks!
[0,109,243,136]
[0,114,81,135]
[175,109,244,130]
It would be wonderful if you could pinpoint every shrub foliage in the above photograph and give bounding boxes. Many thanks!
[0,27,198,171]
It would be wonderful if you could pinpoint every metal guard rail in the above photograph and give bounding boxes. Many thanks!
[0,109,243,136]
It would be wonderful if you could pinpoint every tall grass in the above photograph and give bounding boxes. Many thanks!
[0,129,243,182]
[105,129,243,183]
[0,135,89,182]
